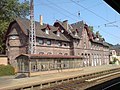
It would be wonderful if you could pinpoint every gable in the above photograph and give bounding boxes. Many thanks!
[6,20,27,38]
[8,28,18,36]
[54,22,78,40]
[82,28,89,40]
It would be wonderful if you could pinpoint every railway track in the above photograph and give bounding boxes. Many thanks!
[1,66,120,90]
[40,68,120,90]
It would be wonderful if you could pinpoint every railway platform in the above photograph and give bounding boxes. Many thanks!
[0,64,120,90]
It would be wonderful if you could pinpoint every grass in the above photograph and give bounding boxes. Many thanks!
[0,64,15,76]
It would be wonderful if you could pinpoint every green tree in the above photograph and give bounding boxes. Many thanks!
[89,26,94,32]
[96,31,102,38]
[0,0,29,54]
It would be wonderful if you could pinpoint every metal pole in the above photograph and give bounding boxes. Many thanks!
[29,0,36,54]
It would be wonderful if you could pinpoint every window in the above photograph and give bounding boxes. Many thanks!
[59,53,62,55]
[81,53,84,55]
[75,31,78,36]
[57,31,60,36]
[58,42,62,46]
[61,30,64,33]
[39,52,44,55]
[64,43,67,46]
[47,40,51,45]
[45,29,49,34]
[47,52,52,55]
[64,53,68,55]
[9,36,18,39]
[39,39,44,45]
[91,44,93,49]
[84,42,86,49]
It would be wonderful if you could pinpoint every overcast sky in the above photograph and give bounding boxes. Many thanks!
[20,0,120,45]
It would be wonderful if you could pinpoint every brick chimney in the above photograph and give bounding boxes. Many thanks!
[40,15,43,25]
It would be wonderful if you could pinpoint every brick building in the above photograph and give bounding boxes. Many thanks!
[5,18,110,72]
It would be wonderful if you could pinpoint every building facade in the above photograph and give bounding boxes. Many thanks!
[6,18,110,69]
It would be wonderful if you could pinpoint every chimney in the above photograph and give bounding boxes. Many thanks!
[40,15,43,25]
[63,20,68,30]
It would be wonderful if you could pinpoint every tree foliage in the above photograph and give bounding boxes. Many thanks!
[96,31,102,38]
[88,26,94,32]
[0,0,29,54]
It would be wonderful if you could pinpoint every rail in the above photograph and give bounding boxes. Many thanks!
[10,67,120,90]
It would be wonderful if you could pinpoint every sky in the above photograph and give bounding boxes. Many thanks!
[20,0,120,45]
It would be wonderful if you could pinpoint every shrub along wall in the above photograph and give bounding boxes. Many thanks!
[0,65,15,76]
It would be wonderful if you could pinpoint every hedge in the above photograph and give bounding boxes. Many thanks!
[0,65,15,76]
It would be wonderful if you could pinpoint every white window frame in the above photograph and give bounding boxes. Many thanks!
[47,40,51,45]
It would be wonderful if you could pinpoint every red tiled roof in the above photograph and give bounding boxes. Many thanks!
[16,54,83,59]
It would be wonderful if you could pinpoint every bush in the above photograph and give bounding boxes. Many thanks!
[0,65,15,76]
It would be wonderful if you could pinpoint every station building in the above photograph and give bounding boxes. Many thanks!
[5,17,110,75]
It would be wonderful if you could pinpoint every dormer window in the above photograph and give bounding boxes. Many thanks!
[45,29,49,34]
[57,30,60,36]
[45,24,50,34]
[75,31,78,36]
[95,38,99,41]
[75,29,78,36]
[61,30,64,33]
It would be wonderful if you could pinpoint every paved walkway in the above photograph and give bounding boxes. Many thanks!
[0,64,120,90]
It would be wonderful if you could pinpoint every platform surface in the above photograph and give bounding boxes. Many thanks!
[0,64,120,90]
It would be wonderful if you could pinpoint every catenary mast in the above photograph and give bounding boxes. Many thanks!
[29,0,36,54]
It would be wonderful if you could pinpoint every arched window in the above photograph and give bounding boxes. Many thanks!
[81,53,84,56]
[39,39,44,45]
[47,40,51,45]
[9,35,18,40]
[58,42,62,46]
[59,53,62,55]
[47,52,52,55]
[83,42,86,49]
[39,52,44,55]
[64,53,68,55]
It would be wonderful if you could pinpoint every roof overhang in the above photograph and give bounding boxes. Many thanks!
[104,0,120,14]
[15,54,83,60]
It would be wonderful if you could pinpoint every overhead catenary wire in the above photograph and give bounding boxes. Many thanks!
[45,0,120,29]
[78,2,103,13]
[70,0,110,22]
[46,0,81,21]
[94,20,120,28]
[46,0,120,29]
[95,27,120,43]
[34,1,79,21]
[70,0,120,29]
[39,3,76,21]
[46,0,99,26]
[33,0,120,44]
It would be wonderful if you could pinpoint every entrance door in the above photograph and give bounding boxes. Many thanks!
[55,59,62,69]
[57,59,61,68]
